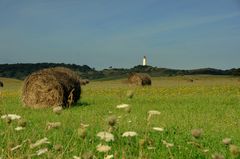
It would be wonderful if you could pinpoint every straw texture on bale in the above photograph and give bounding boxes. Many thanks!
[128,73,151,86]
[22,67,81,108]
[0,81,3,87]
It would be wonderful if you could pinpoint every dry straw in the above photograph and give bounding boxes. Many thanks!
[22,67,81,108]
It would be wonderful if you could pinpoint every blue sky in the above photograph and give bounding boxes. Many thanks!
[0,0,240,70]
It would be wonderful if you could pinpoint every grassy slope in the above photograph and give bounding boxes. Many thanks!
[0,76,240,158]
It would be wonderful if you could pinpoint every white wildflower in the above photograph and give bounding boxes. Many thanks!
[148,110,161,115]
[147,110,161,121]
[122,131,138,137]
[1,114,21,120]
[203,149,209,153]
[22,139,30,143]
[116,104,129,109]
[80,123,89,128]
[153,127,164,132]
[222,138,232,145]
[162,140,174,148]
[36,148,48,156]
[11,144,22,151]
[53,106,62,115]
[46,122,61,130]
[104,154,114,159]
[30,137,50,149]
[147,146,156,150]
[96,144,111,152]
[97,132,114,142]
[15,126,25,131]
[73,156,80,159]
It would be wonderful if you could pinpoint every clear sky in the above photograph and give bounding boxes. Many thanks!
[0,0,240,70]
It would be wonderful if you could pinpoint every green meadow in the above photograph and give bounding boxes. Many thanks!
[0,76,240,159]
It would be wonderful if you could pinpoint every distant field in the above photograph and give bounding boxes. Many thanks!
[0,76,240,158]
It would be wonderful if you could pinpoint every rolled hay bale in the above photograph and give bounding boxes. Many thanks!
[80,79,90,86]
[183,76,194,83]
[128,73,151,86]
[187,79,194,83]
[22,67,81,108]
[0,81,3,87]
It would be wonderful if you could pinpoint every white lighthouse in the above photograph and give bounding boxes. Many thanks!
[143,56,147,66]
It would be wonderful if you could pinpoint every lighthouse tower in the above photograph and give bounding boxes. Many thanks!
[143,56,147,66]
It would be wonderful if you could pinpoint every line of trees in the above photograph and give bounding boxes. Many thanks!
[0,63,239,80]
[0,63,102,80]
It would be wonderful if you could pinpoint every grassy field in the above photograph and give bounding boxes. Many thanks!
[0,76,240,159]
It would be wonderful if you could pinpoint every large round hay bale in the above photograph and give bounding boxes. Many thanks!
[128,73,151,86]
[22,67,81,108]
[0,81,3,87]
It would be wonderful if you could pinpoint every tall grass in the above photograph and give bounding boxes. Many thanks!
[0,76,239,158]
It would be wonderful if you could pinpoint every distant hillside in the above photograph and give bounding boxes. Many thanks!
[128,65,237,76]
[0,63,239,80]
[0,63,104,80]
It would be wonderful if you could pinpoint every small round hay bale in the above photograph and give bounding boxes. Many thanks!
[85,79,90,84]
[0,81,3,87]
[128,73,151,86]
[22,67,81,108]
[80,79,90,86]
